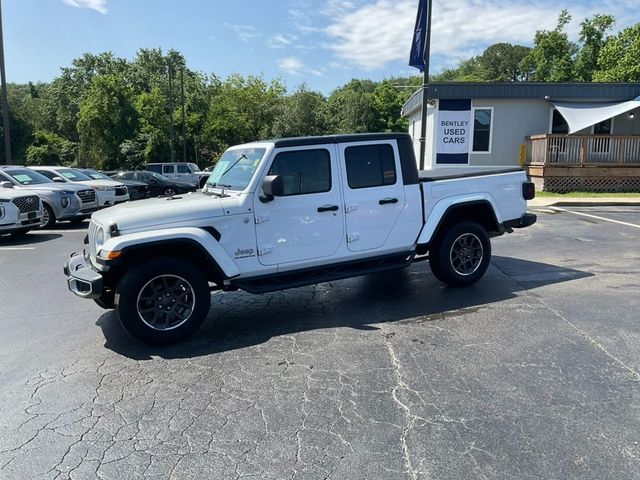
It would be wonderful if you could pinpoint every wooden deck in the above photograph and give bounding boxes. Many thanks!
[524,134,640,192]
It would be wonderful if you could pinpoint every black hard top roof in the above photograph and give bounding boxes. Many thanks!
[266,133,411,148]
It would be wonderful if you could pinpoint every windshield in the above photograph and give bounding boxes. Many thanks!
[57,168,93,181]
[147,171,171,182]
[206,148,266,191]
[5,168,53,185]
[83,170,110,180]
[188,163,200,172]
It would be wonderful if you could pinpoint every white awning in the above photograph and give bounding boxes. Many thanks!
[552,96,640,134]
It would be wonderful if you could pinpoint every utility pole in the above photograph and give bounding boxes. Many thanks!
[0,0,12,165]
[418,0,433,170]
[180,67,187,163]
[167,61,176,162]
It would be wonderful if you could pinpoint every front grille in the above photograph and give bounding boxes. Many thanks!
[77,189,96,204]
[115,186,128,196]
[12,195,40,213]
[88,220,99,259]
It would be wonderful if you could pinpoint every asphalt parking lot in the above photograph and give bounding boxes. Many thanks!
[1,206,639,480]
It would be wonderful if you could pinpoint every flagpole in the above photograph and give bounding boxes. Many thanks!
[418,0,432,170]
[0,0,12,165]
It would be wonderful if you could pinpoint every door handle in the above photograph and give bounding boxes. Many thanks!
[379,198,399,205]
[317,205,339,212]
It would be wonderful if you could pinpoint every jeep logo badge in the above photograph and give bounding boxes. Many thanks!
[234,248,255,259]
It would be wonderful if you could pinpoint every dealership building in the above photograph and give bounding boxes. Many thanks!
[402,83,640,192]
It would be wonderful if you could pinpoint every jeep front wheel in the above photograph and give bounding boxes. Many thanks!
[429,221,491,287]
[115,258,211,344]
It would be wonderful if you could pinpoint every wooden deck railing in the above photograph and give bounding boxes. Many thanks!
[525,134,640,165]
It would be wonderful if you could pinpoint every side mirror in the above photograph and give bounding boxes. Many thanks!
[0,181,13,188]
[260,175,284,203]
[53,177,65,183]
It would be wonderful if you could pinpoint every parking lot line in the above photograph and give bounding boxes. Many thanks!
[0,247,36,251]
[549,206,640,230]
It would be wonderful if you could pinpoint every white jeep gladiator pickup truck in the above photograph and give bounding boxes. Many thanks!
[64,133,536,344]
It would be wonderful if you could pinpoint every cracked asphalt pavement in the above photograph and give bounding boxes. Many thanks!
[1,206,639,479]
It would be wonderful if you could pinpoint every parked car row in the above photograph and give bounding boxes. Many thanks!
[0,164,204,235]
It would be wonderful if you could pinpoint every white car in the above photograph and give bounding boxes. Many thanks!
[0,185,43,236]
[147,163,210,188]
[65,133,536,344]
[32,167,129,208]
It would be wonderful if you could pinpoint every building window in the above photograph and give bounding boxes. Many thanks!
[593,118,612,135]
[268,149,331,196]
[344,144,397,189]
[551,109,569,134]
[472,108,493,153]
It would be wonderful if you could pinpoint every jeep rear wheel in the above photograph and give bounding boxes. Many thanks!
[429,221,491,287]
[115,258,211,344]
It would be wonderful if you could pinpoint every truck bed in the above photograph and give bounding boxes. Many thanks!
[419,167,523,182]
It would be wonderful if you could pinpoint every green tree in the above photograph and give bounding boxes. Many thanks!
[25,131,77,166]
[371,80,409,132]
[77,75,138,170]
[478,43,532,81]
[325,80,375,133]
[574,15,616,81]
[594,23,640,82]
[270,85,328,138]
[521,10,577,81]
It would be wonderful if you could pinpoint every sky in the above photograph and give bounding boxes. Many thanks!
[3,0,639,94]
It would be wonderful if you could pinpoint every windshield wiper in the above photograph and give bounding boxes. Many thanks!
[220,154,247,179]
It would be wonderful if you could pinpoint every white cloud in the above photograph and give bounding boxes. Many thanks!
[324,0,640,70]
[278,57,305,75]
[62,0,107,14]
[224,23,261,42]
[267,33,298,48]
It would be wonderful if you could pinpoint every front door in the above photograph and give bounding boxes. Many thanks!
[338,141,405,252]
[253,145,344,266]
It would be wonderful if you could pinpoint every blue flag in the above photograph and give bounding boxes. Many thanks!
[409,0,429,71]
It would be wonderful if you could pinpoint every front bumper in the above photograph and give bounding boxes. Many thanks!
[97,191,130,208]
[64,251,103,299]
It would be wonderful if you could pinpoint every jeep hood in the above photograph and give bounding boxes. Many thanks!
[92,193,224,231]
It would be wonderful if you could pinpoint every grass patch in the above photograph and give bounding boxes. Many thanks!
[536,191,640,198]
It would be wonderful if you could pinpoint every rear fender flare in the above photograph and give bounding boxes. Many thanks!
[417,195,500,246]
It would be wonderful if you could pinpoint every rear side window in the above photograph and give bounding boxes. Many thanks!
[268,149,331,196]
[345,144,397,189]
[162,165,174,174]
[147,165,162,173]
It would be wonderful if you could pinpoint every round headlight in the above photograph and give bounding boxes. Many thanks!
[95,227,105,250]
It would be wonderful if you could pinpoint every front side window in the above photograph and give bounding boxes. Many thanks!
[345,144,396,189]
[268,149,331,196]
[472,109,492,153]
[177,164,190,174]
[162,165,174,174]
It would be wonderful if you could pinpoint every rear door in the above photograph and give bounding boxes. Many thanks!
[253,145,344,266]
[162,165,176,178]
[338,141,405,252]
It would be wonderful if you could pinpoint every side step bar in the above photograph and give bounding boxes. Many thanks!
[233,252,415,294]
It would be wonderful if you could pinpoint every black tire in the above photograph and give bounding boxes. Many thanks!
[429,221,491,287]
[163,188,176,196]
[40,203,56,229]
[114,258,210,344]
[9,229,31,238]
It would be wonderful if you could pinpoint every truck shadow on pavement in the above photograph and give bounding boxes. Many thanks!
[0,232,62,246]
[96,255,593,361]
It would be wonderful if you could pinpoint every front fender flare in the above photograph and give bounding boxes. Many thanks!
[100,227,241,278]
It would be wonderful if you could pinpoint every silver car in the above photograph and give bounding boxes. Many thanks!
[0,187,43,236]
[0,167,99,228]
